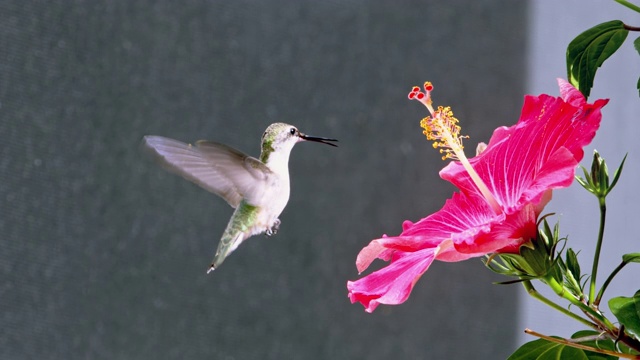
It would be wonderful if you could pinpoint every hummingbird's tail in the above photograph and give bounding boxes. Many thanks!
[206,201,260,273]
[207,229,246,273]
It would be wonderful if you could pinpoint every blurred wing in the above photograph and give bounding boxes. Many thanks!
[142,136,271,208]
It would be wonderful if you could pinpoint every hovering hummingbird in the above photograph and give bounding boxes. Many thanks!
[142,123,337,273]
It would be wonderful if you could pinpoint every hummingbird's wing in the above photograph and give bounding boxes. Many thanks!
[142,136,272,208]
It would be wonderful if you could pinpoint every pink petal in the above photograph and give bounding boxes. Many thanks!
[402,191,508,254]
[519,147,576,204]
[355,238,388,274]
[347,247,437,313]
[453,203,538,254]
[355,235,444,273]
[402,192,495,238]
[557,78,584,107]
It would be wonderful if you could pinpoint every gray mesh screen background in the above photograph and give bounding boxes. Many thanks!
[2,1,526,359]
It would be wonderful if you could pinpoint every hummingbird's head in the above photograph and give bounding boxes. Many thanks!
[260,122,337,162]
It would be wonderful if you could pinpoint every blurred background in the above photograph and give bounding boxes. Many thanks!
[2,1,636,359]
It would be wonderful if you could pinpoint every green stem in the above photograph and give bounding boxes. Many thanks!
[545,275,583,307]
[522,280,597,329]
[589,197,606,305]
[615,0,640,13]
[545,276,616,329]
[595,260,627,306]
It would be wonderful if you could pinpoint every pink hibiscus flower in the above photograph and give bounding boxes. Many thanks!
[347,79,608,313]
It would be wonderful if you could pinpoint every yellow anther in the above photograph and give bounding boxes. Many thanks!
[419,106,468,161]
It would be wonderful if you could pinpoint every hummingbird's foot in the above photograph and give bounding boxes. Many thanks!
[266,219,281,236]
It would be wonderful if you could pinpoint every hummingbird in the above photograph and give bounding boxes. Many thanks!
[142,123,337,273]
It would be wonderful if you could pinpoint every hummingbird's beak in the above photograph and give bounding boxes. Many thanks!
[299,133,338,147]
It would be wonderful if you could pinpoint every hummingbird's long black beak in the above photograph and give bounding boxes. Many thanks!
[299,133,338,147]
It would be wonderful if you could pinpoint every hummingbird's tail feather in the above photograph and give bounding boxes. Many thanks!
[207,229,246,273]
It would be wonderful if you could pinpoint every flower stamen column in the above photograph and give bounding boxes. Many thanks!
[409,83,502,216]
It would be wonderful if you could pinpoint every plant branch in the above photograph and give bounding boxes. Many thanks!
[595,260,627,305]
[524,328,640,359]
[619,330,640,353]
[522,280,596,329]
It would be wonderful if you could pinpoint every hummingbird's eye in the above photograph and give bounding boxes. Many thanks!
[289,128,296,135]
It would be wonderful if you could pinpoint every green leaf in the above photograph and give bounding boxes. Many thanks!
[615,0,640,13]
[508,338,615,360]
[575,175,590,191]
[606,153,627,195]
[566,248,581,281]
[564,249,583,295]
[576,166,596,194]
[609,290,640,340]
[623,252,640,264]
[566,20,628,98]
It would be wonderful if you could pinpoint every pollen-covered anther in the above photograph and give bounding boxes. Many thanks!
[419,106,468,161]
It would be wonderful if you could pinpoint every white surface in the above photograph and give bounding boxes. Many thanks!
[520,1,640,345]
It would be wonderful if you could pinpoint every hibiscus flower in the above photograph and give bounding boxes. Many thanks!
[347,79,608,313]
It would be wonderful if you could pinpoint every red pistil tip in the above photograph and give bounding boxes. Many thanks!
[408,81,433,108]
[408,87,424,100]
